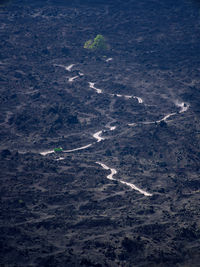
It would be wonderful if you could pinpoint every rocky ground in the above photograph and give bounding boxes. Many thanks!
[0,0,200,266]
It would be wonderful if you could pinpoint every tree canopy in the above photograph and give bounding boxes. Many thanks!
[84,34,108,51]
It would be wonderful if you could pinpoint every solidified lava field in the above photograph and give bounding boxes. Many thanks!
[0,0,200,266]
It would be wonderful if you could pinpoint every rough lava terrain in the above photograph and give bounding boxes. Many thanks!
[0,0,200,266]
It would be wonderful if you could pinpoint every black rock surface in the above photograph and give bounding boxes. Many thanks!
[0,0,200,266]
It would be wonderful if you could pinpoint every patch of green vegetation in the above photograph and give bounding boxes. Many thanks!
[54,147,63,152]
[84,39,93,49]
[84,34,108,51]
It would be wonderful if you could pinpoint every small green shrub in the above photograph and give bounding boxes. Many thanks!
[54,147,63,152]
[84,39,93,49]
[84,34,108,51]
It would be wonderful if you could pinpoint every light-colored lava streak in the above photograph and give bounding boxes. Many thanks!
[96,162,152,197]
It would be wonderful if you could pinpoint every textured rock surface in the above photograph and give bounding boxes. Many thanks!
[0,0,200,266]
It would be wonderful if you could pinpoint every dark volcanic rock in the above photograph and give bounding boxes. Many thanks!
[0,0,200,266]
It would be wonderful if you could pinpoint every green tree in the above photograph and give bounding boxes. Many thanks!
[84,39,93,49]
[54,147,63,152]
[84,34,108,51]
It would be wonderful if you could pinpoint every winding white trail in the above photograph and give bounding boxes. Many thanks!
[54,64,75,72]
[96,162,116,180]
[40,129,107,156]
[89,82,144,104]
[119,180,152,196]
[63,143,92,153]
[96,162,152,197]
[135,97,143,104]
[106,58,113,62]
[89,82,143,104]
[40,145,92,156]
[68,76,79,82]
[105,120,117,131]
[93,130,104,142]
[110,93,143,104]
[89,82,103,94]
[108,125,116,131]
[125,95,143,104]
[175,101,189,113]
[65,64,75,71]
[156,101,189,121]
[156,112,177,123]
[40,100,189,157]
[128,112,176,127]
[41,145,92,156]
[56,157,65,161]
[40,150,55,156]
[41,64,190,199]
[128,101,189,126]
